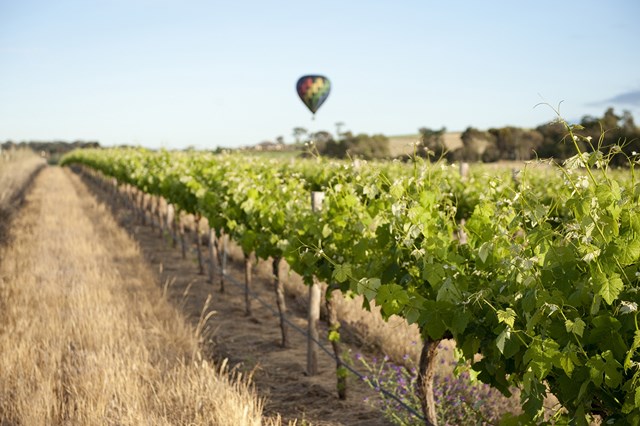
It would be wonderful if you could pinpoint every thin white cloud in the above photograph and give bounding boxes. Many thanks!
[588,90,640,107]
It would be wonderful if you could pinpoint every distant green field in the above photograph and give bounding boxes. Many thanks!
[240,132,463,160]
[387,132,462,157]
[240,149,303,160]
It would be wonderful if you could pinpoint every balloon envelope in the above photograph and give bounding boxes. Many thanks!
[296,75,331,114]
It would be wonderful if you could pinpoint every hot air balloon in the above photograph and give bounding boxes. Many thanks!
[296,75,331,117]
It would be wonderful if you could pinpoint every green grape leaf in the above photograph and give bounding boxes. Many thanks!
[616,237,640,265]
[332,263,352,283]
[375,284,409,317]
[496,326,511,355]
[524,338,560,379]
[593,272,623,305]
[625,330,640,370]
[322,223,332,238]
[436,278,461,303]
[577,379,591,402]
[497,308,517,328]
[356,277,380,302]
[450,309,471,335]
[590,294,602,316]
[422,263,445,286]
[405,306,420,325]
[362,183,379,199]
[587,351,623,388]
[588,356,605,387]
[565,318,586,337]
[478,241,492,263]
[522,393,544,420]
[559,352,575,377]
[602,351,623,388]
[420,300,447,339]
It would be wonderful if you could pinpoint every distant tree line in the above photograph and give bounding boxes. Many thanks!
[312,131,390,160]
[1,140,100,155]
[419,107,639,165]
[296,108,638,164]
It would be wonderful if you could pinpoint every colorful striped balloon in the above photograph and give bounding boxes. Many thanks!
[296,75,331,115]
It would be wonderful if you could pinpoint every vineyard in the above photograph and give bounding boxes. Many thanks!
[59,119,640,425]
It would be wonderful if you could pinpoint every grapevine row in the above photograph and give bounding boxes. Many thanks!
[61,132,640,425]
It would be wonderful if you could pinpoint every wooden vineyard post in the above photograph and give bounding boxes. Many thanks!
[126,185,134,211]
[128,185,140,213]
[272,257,288,347]
[132,187,138,214]
[326,286,347,399]
[140,192,146,223]
[120,182,127,208]
[133,188,140,222]
[195,214,205,275]
[152,196,159,233]
[152,196,158,231]
[130,186,136,218]
[208,228,217,284]
[166,204,177,247]
[142,192,149,226]
[119,183,125,209]
[126,184,138,213]
[119,183,126,208]
[114,180,122,209]
[512,167,521,187]
[131,185,139,218]
[244,252,252,316]
[110,178,118,200]
[457,164,469,246]
[308,280,321,375]
[130,186,137,213]
[459,162,469,180]
[156,197,164,238]
[149,195,156,233]
[417,337,441,426]
[307,191,325,376]
[457,218,468,245]
[218,232,228,293]
[178,213,187,259]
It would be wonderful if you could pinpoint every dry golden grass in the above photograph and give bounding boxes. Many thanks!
[0,167,281,425]
[0,148,45,210]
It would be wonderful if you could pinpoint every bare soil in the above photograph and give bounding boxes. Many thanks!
[76,168,396,425]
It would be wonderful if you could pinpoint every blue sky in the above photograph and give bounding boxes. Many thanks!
[1,0,639,149]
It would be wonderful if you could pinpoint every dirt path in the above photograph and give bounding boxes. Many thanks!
[0,167,270,425]
[76,169,396,425]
